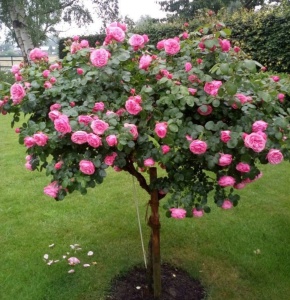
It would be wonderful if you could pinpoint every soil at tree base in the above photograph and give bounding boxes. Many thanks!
[106,263,207,300]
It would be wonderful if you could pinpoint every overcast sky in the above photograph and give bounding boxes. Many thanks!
[58,0,167,38]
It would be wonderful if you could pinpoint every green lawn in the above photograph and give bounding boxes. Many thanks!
[1,115,290,300]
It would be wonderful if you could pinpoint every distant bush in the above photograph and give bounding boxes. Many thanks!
[0,70,14,84]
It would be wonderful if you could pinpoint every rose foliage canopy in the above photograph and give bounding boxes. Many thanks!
[1,21,290,217]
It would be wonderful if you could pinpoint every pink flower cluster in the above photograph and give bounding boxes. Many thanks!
[125,95,142,115]
[129,34,149,51]
[90,48,110,68]
[157,38,181,55]
[29,48,48,62]
[189,140,207,154]
[24,132,49,148]
[155,122,168,138]
[44,181,60,198]
[204,81,222,96]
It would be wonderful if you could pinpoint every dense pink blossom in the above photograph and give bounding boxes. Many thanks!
[271,75,280,82]
[80,39,89,48]
[68,257,80,265]
[156,39,165,50]
[70,42,81,54]
[236,162,251,173]
[189,140,207,154]
[193,208,204,217]
[29,48,48,61]
[42,70,50,78]
[124,123,138,140]
[155,122,168,138]
[77,68,84,75]
[33,132,49,146]
[10,83,26,104]
[71,131,88,144]
[11,64,20,74]
[218,176,236,187]
[164,38,180,55]
[266,149,283,164]
[44,81,52,89]
[54,115,72,134]
[44,181,60,198]
[252,120,268,132]
[49,110,61,121]
[244,132,266,152]
[139,55,152,70]
[104,152,117,166]
[170,208,186,219]
[90,119,109,135]
[106,26,125,42]
[106,135,118,147]
[90,49,110,67]
[50,103,61,111]
[93,101,105,112]
[129,34,145,50]
[79,160,95,175]
[219,39,231,52]
[185,62,192,72]
[218,154,232,166]
[125,96,142,115]
[188,88,197,95]
[220,130,231,143]
[78,115,93,125]
[221,199,233,209]
[24,136,36,148]
[161,145,170,154]
[278,93,285,103]
[54,161,63,170]
[204,81,222,96]
[144,158,155,167]
[234,46,240,53]
[87,133,102,148]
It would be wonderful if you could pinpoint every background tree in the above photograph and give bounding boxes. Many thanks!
[0,0,119,62]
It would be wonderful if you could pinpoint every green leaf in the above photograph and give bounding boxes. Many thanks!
[244,60,256,72]
[185,96,195,107]
[224,82,238,95]
[168,124,179,133]
[220,63,229,74]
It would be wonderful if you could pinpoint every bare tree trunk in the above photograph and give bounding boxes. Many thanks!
[147,167,161,299]
[8,1,34,63]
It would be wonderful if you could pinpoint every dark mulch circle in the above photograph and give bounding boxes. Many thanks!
[106,263,207,300]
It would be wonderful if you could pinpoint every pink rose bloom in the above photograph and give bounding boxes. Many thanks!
[252,120,268,132]
[189,140,207,154]
[68,257,80,266]
[129,34,145,50]
[218,154,232,167]
[91,119,109,135]
[106,134,118,146]
[161,145,170,154]
[54,161,63,170]
[278,93,285,103]
[104,152,117,166]
[87,133,102,148]
[144,158,155,167]
[164,38,180,55]
[107,22,127,32]
[43,181,60,198]
[271,75,280,82]
[50,77,56,84]
[204,81,222,96]
[244,132,266,152]
[70,41,81,54]
[139,55,152,70]
[10,83,26,104]
[156,39,165,50]
[155,122,168,138]
[125,98,142,115]
[170,208,186,219]
[196,58,203,64]
[25,161,32,171]
[77,68,84,75]
[235,93,251,105]
[78,115,93,125]
[234,46,240,53]
[49,110,61,121]
[50,103,61,111]
[71,131,88,144]
[107,26,125,42]
[142,34,149,43]
[236,162,251,173]
[234,182,247,189]
[33,132,49,146]
[49,63,61,71]
[218,176,236,187]
[54,115,72,134]
[93,101,105,112]
[79,160,95,175]
[198,42,205,50]
[221,199,233,210]
[11,64,20,74]
[266,149,283,164]
[29,48,48,61]
[42,70,50,78]
[185,62,192,72]
[24,136,36,148]
[197,105,213,116]
[219,39,231,52]
[220,130,231,143]
[188,88,197,96]
[193,208,204,218]
[90,49,109,67]
[124,123,138,140]
[44,81,52,89]
[80,39,89,48]
[15,73,22,81]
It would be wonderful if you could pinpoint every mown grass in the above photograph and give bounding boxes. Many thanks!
[1,114,290,300]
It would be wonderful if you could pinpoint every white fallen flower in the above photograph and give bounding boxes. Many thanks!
[136,286,141,290]
[68,269,75,274]
[87,251,94,256]
[83,264,90,268]
[49,243,55,248]
[47,260,54,266]
[43,254,49,260]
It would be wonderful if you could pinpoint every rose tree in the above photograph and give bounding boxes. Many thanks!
[1,21,290,298]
